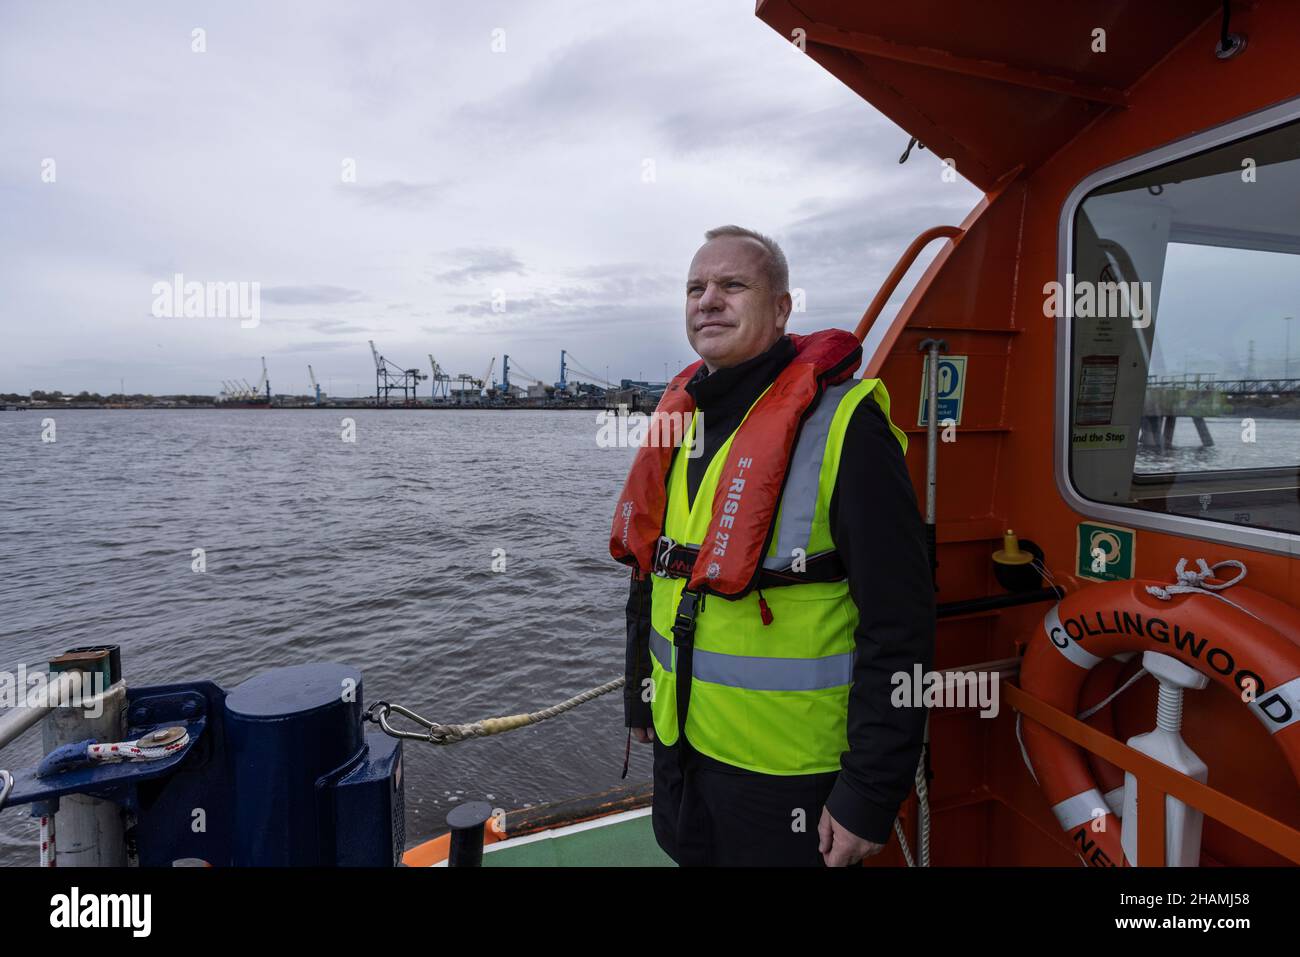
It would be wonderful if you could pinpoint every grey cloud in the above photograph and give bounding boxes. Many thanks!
[269,339,358,353]
[305,318,374,335]
[435,247,527,284]
[339,180,440,208]
[261,285,368,305]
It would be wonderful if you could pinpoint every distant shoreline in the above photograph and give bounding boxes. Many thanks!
[0,403,636,413]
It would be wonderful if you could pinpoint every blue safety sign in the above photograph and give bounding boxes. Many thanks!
[917,355,966,426]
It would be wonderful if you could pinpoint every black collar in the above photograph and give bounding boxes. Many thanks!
[685,335,795,413]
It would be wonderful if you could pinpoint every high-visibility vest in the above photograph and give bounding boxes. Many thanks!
[648,376,906,774]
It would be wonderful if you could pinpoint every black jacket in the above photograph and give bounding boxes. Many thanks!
[622,334,935,844]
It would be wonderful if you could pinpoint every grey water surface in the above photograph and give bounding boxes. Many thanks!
[0,409,642,865]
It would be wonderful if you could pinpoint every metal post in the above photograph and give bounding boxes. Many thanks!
[918,338,946,586]
[446,801,493,867]
[916,338,946,868]
[41,647,127,867]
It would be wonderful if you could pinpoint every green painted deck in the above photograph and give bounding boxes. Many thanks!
[482,809,675,867]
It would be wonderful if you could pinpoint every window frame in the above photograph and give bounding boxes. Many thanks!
[1054,96,1300,556]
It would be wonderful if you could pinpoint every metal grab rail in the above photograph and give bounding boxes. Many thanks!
[1003,681,1300,865]
[0,672,91,753]
[853,225,964,342]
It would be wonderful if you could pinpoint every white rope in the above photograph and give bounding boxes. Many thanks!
[1014,713,1039,786]
[1077,668,1148,722]
[894,818,915,867]
[1144,558,1259,620]
[372,679,626,745]
[40,812,55,867]
[1031,557,1059,589]
[87,733,190,763]
[915,751,931,867]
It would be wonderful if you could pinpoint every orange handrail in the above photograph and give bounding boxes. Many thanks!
[853,225,964,341]
[1003,681,1300,865]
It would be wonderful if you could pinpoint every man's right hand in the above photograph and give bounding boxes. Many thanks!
[631,727,655,744]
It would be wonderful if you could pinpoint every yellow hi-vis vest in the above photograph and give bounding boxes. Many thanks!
[648,377,907,774]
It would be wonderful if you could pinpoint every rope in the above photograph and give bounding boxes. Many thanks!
[88,735,190,762]
[1077,667,1148,722]
[1015,713,1039,787]
[37,732,191,777]
[1145,558,1259,619]
[894,818,915,866]
[40,811,55,867]
[1031,557,1058,589]
[366,677,626,745]
[915,746,931,867]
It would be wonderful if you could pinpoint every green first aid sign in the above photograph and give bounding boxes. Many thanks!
[1076,522,1136,582]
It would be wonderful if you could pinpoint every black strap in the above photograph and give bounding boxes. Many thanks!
[653,540,846,589]
[670,590,704,769]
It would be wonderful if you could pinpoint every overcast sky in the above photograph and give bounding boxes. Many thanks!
[1,0,979,397]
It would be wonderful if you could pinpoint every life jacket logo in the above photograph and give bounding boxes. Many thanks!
[712,456,753,558]
[619,500,634,548]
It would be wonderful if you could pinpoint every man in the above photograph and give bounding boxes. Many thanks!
[612,225,934,867]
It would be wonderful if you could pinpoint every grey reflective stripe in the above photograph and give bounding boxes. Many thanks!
[649,628,673,673]
[649,627,851,691]
[765,378,858,568]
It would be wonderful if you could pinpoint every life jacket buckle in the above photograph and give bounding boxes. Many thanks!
[652,535,676,578]
[671,589,704,647]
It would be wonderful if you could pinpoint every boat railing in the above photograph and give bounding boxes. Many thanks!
[1003,681,1300,866]
[853,225,964,342]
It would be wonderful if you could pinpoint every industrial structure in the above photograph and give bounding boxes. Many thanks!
[61,343,665,410]
[307,365,323,406]
[216,357,272,407]
[428,355,450,399]
[369,340,428,407]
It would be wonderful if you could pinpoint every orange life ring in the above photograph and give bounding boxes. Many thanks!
[1019,578,1300,866]
[1077,655,1140,814]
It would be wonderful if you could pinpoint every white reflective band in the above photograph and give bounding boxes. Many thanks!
[649,627,852,691]
[1247,674,1300,734]
[1043,604,1104,670]
[766,379,857,569]
[1051,788,1110,831]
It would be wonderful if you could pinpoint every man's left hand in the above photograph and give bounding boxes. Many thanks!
[817,807,885,867]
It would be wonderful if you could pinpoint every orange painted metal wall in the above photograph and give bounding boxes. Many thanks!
[858,4,1300,865]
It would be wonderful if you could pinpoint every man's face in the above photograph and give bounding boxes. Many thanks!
[685,236,792,372]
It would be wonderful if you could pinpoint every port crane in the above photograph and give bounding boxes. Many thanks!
[428,354,450,399]
[307,365,323,406]
[499,356,550,397]
[217,358,272,403]
[369,340,428,406]
[564,353,619,391]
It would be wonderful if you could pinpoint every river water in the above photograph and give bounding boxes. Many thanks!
[0,409,641,865]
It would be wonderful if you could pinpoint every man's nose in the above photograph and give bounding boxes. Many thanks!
[698,282,723,310]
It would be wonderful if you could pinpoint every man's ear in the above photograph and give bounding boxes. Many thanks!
[775,292,793,332]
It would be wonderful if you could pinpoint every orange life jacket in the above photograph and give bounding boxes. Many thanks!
[608,329,862,598]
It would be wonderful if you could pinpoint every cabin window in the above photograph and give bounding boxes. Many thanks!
[1067,118,1300,536]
